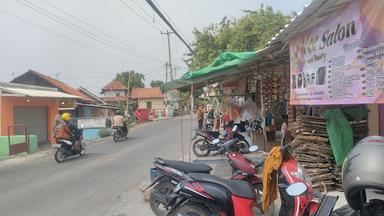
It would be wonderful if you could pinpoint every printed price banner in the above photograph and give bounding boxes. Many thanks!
[289,0,384,105]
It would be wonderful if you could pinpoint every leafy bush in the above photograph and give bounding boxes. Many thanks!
[98,127,112,138]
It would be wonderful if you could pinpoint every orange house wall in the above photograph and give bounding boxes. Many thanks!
[0,96,58,143]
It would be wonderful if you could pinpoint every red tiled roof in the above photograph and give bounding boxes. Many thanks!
[131,88,164,99]
[23,70,95,102]
[101,96,129,102]
[101,80,127,91]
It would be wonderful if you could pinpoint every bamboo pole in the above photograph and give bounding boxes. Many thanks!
[180,108,184,161]
[189,84,194,162]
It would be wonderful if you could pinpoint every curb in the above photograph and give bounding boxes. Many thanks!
[0,136,111,167]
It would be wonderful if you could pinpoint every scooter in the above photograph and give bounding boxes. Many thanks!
[113,126,128,142]
[147,137,262,216]
[53,128,86,163]
[145,157,213,216]
[165,131,321,216]
[193,125,250,157]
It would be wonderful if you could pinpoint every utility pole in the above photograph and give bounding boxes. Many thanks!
[161,30,174,81]
[146,0,193,53]
[165,62,168,83]
[126,72,131,114]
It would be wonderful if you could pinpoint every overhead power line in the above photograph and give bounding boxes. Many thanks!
[128,0,167,30]
[152,0,188,41]
[145,0,192,53]
[119,0,164,32]
[0,9,163,74]
[17,0,164,63]
[41,0,158,60]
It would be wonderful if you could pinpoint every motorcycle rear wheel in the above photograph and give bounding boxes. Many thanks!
[238,140,250,154]
[113,133,119,142]
[149,182,174,216]
[192,139,210,157]
[170,202,211,216]
[54,148,66,163]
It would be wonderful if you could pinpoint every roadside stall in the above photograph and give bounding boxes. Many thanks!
[263,0,384,192]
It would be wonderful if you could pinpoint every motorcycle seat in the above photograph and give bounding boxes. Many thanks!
[155,158,212,174]
[250,158,265,168]
[188,173,255,199]
[196,129,220,138]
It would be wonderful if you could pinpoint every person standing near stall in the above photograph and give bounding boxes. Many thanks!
[264,110,276,151]
[196,105,205,130]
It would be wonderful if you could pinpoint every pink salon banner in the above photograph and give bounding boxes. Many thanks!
[289,0,384,105]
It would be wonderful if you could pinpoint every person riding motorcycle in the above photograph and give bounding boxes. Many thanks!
[112,111,127,135]
[55,113,81,151]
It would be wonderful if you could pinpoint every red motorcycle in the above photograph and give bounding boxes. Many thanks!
[165,131,322,216]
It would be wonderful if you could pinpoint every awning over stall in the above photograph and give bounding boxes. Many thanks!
[163,51,261,91]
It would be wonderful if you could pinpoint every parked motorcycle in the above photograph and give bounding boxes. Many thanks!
[165,130,322,216]
[144,157,213,216]
[313,136,384,216]
[147,139,264,216]
[252,117,263,134]
[53,128,86,163]
[113,126,128,142]
[193,125,250,157]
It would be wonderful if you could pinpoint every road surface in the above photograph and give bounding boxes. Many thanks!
[0,117,194,216]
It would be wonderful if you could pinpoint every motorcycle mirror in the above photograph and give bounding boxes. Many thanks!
[212,139,220,144]
[286,182,307,197]
[232,125,238,132]
[248,145,258,152]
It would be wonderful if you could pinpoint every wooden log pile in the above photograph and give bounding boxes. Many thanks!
[289,115,341,192]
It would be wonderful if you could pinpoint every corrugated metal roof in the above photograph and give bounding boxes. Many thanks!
[0,86,79,99]
[268,0,349,45]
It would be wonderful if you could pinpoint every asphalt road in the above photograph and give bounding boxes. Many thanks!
[0,117,194,216]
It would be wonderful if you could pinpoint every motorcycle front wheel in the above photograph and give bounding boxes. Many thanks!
[79,142,86,155]
[149,182,174,216]
[238,140,250,154]
[170,202,211,216]
[192,139,210,157]
[54,148,66,163]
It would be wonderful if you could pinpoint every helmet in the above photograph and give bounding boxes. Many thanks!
[61,112,72,122]
[342,136,384,211]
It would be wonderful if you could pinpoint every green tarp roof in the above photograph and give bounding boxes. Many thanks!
[180,51,258,80]
[163,51,259,91]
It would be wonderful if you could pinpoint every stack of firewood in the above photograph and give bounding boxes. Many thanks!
[289,115,341,192]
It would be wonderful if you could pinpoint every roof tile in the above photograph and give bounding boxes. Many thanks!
[101,80,127,91]
[131,88,163,99]
[25,70,95,102]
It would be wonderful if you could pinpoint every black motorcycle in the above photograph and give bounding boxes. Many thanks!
[144,157,212,216]
[53,128,86,163]
[113,126,128,142]
[192,125,249,157]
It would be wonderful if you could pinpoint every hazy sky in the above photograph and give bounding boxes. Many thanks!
[0,0,310,94]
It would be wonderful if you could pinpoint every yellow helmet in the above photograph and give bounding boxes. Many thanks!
[61,112,72,121]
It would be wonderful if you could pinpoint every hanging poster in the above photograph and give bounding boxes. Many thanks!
[221,77,246,95]
[290,0,384,105]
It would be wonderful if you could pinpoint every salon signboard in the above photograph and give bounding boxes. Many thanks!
[289,0,384,105]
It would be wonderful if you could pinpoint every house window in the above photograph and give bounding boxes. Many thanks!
[116,92,120,96]
[146,101,152,109]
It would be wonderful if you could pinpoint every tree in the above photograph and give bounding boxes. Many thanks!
[115,70,145,91]
[150,80,164,87]
[150,80,165,92]
[186,6,290,70]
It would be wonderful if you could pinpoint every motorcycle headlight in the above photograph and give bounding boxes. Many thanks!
[292,163,312,186]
